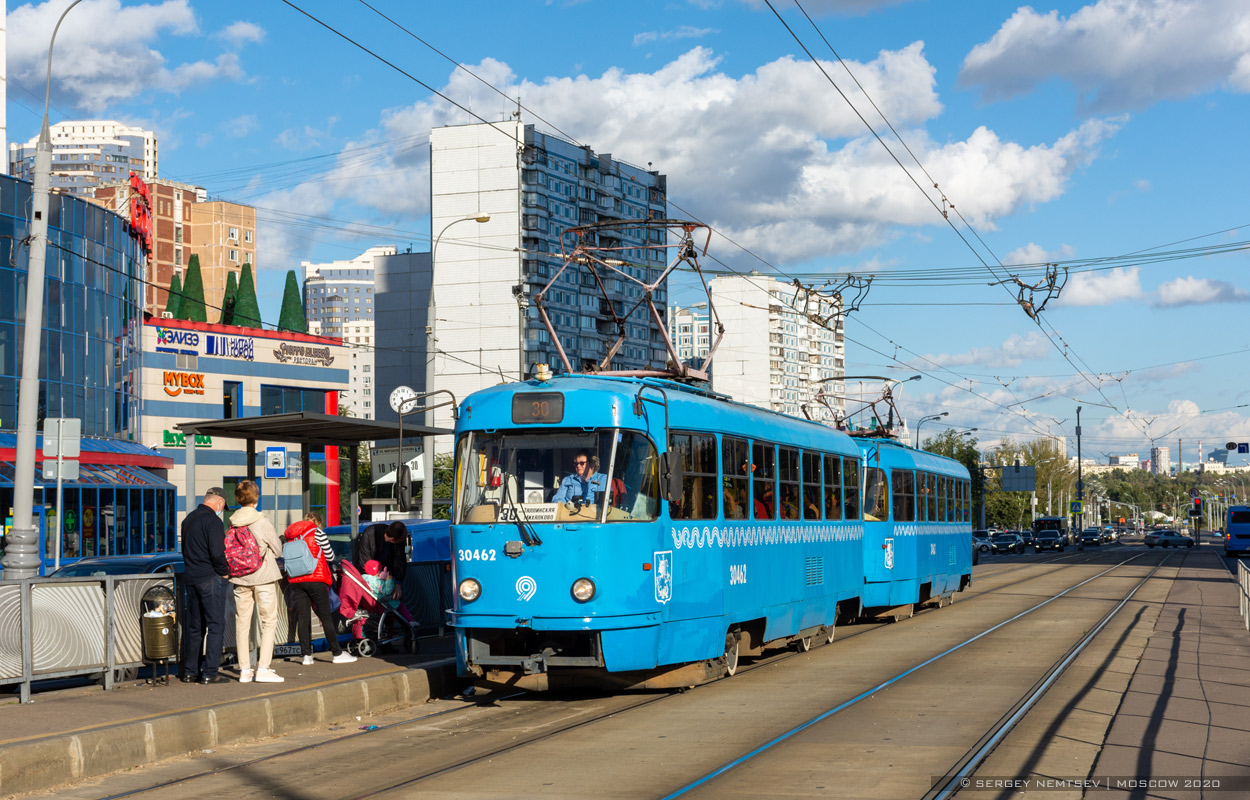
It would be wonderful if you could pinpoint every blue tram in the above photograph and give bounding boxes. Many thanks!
[447,373,971,690]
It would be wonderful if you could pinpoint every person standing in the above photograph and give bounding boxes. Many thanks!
[354,521,410,599]
[180,487,230,684]
[228,480,285,683]
[284,512,356,666]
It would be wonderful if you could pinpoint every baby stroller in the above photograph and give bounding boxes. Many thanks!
[337,560,421,657]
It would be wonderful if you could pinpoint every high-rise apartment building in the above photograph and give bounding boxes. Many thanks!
[393,120,667,435]
[1150,446,1171,475]
[10,120,157,194]
[303,245,393,337]
[708,274,845,421]
[669,304,711,365]
[94,178,256,315]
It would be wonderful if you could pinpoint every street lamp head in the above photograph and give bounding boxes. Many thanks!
[472,214,491,223]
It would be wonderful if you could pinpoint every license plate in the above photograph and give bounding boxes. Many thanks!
[272,644,302,656]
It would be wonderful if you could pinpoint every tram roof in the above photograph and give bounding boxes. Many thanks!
[175,412,451,447]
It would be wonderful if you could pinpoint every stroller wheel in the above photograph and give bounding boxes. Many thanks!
[346,640,359,656]
[357,638,378,658]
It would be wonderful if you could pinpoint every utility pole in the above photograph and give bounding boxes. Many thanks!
[1075,406,1084,533]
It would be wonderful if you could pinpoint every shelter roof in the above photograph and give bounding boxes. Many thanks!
[174,412,448,447]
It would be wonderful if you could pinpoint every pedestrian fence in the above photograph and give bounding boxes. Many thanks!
[1239,560,1250,632]
[0,561,452,703]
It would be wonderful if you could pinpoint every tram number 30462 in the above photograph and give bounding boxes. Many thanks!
[458,549,498,562]
[729,564,747,585]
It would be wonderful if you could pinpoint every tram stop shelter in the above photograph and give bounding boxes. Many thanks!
[175,412,450,538]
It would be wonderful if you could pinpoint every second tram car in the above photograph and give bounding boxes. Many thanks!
[447,372,972,690]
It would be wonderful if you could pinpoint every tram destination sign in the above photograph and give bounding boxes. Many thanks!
[512,392,564,424]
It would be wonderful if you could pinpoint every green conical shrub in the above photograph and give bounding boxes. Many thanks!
[178,255,208,322]
[277,270,308,333]
[233,263,263,329]
[165,272,183,318]
[219,270,238,326]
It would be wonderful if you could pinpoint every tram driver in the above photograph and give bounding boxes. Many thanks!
[553,449,608,507]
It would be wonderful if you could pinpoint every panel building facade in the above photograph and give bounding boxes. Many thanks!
[10,120,157,195]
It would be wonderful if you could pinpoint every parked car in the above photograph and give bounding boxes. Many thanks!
[1144,530,1194,549]
[1034,530,1064,552]
[1079,528,1103,547]
[49,553,184,577]
[991,532,1025,554]
[972,532,993,553]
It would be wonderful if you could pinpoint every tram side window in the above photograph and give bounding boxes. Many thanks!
[752,441,776,520]
[843,457,860,520]
[954,480,964,522]
[669,432,716,520]
[802,451,823,521]
[891,469,915,522]
[945,477,955,521]
[962,479,971,522]
[778,446,800,520]
[823,454,842,521]
[925,473,937,521]
[722,436,749,520]
[864,467,889,521]
[936,476,947,522]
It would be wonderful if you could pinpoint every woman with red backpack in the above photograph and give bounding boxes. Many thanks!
[227,480,286,683]
[283,512,356,666]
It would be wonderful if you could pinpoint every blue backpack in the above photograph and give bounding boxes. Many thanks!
[282,536,317,578]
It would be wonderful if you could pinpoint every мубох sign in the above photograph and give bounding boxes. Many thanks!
[272,342,335,366]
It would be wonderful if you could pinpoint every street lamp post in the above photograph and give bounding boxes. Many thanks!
[422,213,490,519]
[914,412,948,449]
[3,0,84,579]
[1075,406,1084,533]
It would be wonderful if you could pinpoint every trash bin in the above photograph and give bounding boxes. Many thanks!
[141,585,178,682]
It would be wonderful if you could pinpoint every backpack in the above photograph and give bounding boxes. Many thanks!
[282,536,317,578]
[224,525,263,577]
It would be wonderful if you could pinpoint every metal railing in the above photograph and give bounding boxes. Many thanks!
[1239,560,1249,632]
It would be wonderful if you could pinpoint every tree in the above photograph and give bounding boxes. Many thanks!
[922,430,984,519]
[219,270,238,326]
[277,270,307,333]
[178,255,208,322]
[233,263,263,329]
[164,272,183,318]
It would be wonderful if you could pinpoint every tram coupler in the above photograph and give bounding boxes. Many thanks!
[520,647,556,675]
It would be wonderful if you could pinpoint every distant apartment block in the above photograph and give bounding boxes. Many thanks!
[10,120,157,195]
[709,273,844,421]
[669,304,711,365]
[1150,446,1171,475]
[304,245,393,338]
[95,178,256,315]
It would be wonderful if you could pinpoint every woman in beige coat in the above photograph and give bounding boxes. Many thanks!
[228,479,285,683]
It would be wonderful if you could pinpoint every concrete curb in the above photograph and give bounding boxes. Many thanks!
[0,660,459,798]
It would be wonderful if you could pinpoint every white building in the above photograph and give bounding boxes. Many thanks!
[669,304,711,365]
[1150,446,1171,475]
[708,273,844,421]
[401,120,667,441]
[1108,453,1140,469]
[9,120,157,195]
[303,245,393,338]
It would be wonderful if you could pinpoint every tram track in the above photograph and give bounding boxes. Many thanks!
[80,550,1158,800]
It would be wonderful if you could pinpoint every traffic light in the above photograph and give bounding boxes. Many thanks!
[1190,496,1203,517]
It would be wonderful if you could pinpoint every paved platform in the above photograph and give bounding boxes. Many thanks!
[0,636,460,797]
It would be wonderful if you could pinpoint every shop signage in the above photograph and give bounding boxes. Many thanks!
[272,342,336,367]
[155,327,200,356]
[163,371,206,396]
[205,333,255,361]
[128,171,153,255]
[162,430,213,447]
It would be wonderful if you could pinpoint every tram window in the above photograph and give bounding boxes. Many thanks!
[961,479,970,522]
[751,441,776,520]
[936,476,947,522]
[945,477,955,521]
[669,432,716,520]
[842,457,860,520]
[891,469,915,522]
[778,447,800,520]
[802,451,822,521]
[722,437,749,520]
[864,467,888,522]
[925,473,937,521]
[823,454,842,521]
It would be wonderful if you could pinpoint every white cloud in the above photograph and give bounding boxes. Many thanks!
[344,47,1118,266]
[1053,267,1144,307]
[1003,242,1076,267]
[1153,276,1250,307]
[220,21,265,46]
[959,0,1250,113]
[919,331,1052,369]
[7,0,243,113]
[633,26,718,47]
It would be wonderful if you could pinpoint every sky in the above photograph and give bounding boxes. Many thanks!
[5,0,1250,467]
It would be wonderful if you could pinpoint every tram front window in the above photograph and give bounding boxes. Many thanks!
[456,429,659,524]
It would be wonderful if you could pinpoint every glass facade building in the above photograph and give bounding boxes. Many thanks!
[0,174,176,574]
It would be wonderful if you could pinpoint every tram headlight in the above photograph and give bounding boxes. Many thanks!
[571,577,596,603]
[458,578,482,603]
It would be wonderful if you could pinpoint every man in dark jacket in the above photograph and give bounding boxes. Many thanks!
[180,487,230,683]
[354,521,409,598]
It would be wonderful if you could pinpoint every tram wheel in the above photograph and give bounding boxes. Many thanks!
[793,635,813,653]
[723,631,740,677]
[823,622,837,645]
[891,604,914,623]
